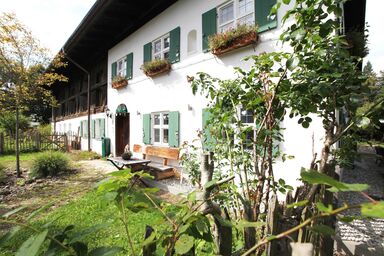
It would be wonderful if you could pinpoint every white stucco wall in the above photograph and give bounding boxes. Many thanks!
[55,112,107,155]
[54,0,325,188]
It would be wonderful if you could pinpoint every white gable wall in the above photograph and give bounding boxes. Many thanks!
[101,0,325,188]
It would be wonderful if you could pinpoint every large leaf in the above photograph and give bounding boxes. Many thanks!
[301,169,369,192]
[0,226,21,246]
[287,56,300,71]
[88,246,124,256]
[316,202,333,213]
[361,202,384,218]
[308,224,335,236]
[235,220,264,230]
[287,200,308,208]
[2,206,26,218]
[68,224,109,243]
[356,117,371,129]
[16,230,48,256]
[174,234,194,255]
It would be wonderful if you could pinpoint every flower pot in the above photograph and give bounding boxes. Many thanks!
[112,79,128,89]
[143,61,171,78]
[211,31,258,56]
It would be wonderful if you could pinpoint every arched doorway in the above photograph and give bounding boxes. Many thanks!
[115,104,130,156]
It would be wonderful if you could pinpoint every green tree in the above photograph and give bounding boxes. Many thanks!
[0,111,30,137]
[0,12,66,177]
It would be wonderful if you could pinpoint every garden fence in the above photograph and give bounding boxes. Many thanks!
[0,131,79,155]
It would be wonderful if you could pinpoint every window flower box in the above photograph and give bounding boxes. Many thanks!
[142,59,171,78]
[209,24,259,56]
[112,75,128,89]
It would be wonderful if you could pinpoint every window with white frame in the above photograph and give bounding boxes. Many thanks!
[116,57,127,77]
[218,0,255,32]
[152,112,169,145]
[152,34,170,60]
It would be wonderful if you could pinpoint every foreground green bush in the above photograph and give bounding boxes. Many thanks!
[30,151,70,178]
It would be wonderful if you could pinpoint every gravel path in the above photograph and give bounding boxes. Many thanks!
[335,148,384,255]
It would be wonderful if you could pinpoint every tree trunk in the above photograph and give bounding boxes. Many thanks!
[199,153,233,256]
[15,107,21,177]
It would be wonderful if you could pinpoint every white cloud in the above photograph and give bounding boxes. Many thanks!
[0,0,96,56]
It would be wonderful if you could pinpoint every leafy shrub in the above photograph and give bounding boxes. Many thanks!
[179,142,201,188]
[142,59,171,76]
[208,24,258,51]
[37,124,52,136]
[31,151,70,178]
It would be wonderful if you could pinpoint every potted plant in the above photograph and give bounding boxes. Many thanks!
[121,144,132,160]
[112,75,128,89]
[209,24,259,56]
[142,59,171,78]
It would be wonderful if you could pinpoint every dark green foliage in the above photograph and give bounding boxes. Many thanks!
[30,151,70,178]
[0,112,30,137]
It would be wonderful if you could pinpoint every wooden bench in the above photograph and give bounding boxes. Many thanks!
[143,145,180,180]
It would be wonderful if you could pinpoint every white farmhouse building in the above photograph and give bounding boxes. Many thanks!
[51,0,366,186]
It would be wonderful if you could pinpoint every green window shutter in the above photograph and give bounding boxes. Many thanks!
[255,0,277,33]
[80,121,83,137]
[168,111,180,147]
[126,53,133,79]
[111,62,117,79]
[143,114,151,144]
[202,108,215,151]
[91,119,95,139]
[202,8,217,52]
[143,43,152,63]
[100,118,105,138]
[169,27,180,63]
[84,120,88,138]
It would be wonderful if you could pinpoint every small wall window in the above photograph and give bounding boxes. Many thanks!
[152,112,169,146]
[117,57,127,77]
[153,34,170,60]
[187,30,197,55]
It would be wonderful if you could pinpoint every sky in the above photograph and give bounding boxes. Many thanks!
[364,0,384,73]
[0,0,382,72]
[0,0,97,56]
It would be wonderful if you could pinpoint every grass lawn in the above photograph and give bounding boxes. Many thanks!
[0,152,39,169]
[1,190,170,255]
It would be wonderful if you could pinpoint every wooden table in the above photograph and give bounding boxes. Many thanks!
[107,157,151,171]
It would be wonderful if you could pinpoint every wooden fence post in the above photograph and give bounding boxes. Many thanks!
[64,134,69,152]
[0,133,3,155]
[36,133,41,151]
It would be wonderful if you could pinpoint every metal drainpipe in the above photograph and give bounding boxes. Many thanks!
[61,48,91,151]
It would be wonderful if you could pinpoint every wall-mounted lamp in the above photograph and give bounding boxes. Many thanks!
[187,104,193,111]
[105,108,113,118]
[136,110,141,116]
